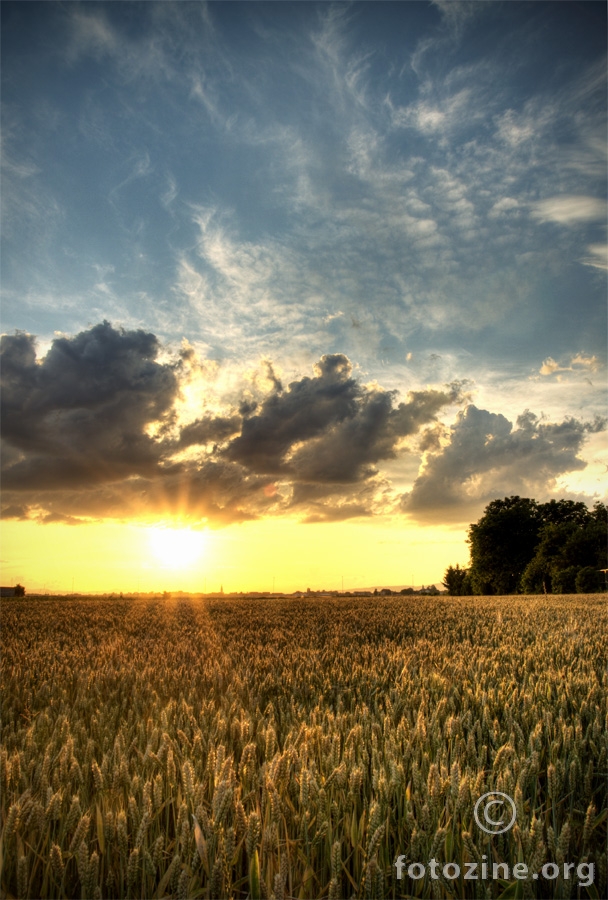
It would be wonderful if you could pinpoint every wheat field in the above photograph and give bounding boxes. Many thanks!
[1,594,606,900]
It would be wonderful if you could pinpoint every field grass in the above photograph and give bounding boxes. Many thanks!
[1,594,606,899]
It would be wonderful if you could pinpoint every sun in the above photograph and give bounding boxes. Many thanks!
[148,527,205,570]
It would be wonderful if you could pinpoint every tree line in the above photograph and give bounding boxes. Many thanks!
[443,496,607,595]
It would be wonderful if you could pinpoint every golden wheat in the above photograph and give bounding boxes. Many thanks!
[1,594,606,898]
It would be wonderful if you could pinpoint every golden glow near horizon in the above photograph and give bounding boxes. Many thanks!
[0,516,470,595]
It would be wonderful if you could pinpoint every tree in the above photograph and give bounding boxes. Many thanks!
[521,502,607,593]
[442,564,471,596]
[575,566,604,593]
[448,497,606,596]
[537,499,591,528]
[521,522,580,594]
[551,565,579,594]
[14,584,25,597]
[468,497,542,594]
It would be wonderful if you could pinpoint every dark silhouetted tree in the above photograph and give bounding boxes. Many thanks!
[468,496,542,594]
[575,566,604,593]
[448,497,606,596]
[521,501,607,593]
[442,564,471,595]
[550,565,579,594]
[537,499,591,528]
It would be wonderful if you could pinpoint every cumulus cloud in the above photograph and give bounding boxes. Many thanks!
[570,353,599,370]
[539,357,561,376]
[224,354,466,494]
[0,323,270,526]
[401,405,605,523]
[1,325,469,526]
[3,323,602,529]
[1,322,178,490]
[178,415,241,450]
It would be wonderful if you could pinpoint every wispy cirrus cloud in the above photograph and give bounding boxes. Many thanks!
[531,196,606,226]
[581,243,608,271]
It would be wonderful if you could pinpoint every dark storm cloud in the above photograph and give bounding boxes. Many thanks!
[40,512,82,525]
[178,415,241,449]
[286,382,466,485]
[402,405,606,523]
[0,322,223,521]
[225,354,465,485]
[0,504,29,520]
[302,503,373,524]
[1,327,468,524]
[1,321,178,488]
[10,323,590,528]
[224,354,361,474]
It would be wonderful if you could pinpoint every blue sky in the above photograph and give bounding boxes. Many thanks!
[1,1,606,536]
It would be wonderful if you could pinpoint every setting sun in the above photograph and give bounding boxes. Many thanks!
[147,527,206,570]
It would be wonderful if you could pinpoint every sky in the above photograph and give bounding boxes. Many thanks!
[1,1,606,593]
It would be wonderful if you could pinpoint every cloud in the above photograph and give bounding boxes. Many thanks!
[570,353,599,370]
[431,0,483,34]
[177,414,241,449]
[489,197,520,218]
[410,1,485,73]
[531,196,606,226]
[539,353,601,377]
[39,512,83,526]
[494,108,538,147]
[310,5,373,112]
[2,5,606,530]
[68,8,120,61]
[1,325,469,526]
[66,6,175,82]
[0,504,30,520]
[388,89,474,136]
[224,354,361,475]
[581,243,608,270]
[224,354,466,491]
[1,322,178,484]
[4,2,604,380]
[0,323,275,526]
[539,357,561,376]
[401,405,605,523]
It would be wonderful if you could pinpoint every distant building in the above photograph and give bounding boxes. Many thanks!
[1,585,25,597]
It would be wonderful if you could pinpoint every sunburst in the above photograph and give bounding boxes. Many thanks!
[148,527,205,569]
